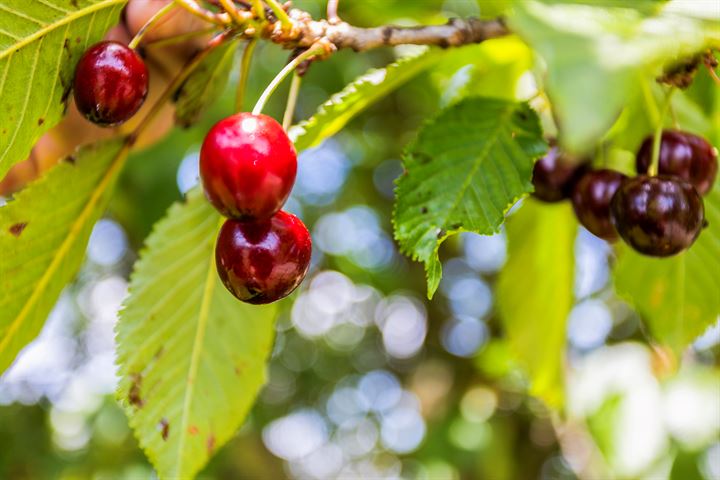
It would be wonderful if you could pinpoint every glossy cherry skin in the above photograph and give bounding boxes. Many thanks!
[215,211,312,304]
[636,130,718,196]
[532,147,587,202]
[200,113,297,220]
[610,175,705,257]
[73,41,149,126]
[571,169,627,241]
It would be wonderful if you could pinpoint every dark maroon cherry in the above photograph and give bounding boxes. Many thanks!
[200,113,297,220]
[610,175,705,257]
[532,147,587,202]
[73,41,149,126]
[636,130,718,195]
[215,211,312,304]
[571,169,627,241]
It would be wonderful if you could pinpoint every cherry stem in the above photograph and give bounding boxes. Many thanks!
[174,0,230,26]
[218,0,247,25]
[706,62,720,86]
[252,46,322,115]
[144,27,217,48]
[266,0,292,29]
[236,38,258,112]
[648,88,675,177]
[282,73,302,130]
[128,1,178,50]
[327,0,340,23]
[132,30,232,138]
[252,0,266,22]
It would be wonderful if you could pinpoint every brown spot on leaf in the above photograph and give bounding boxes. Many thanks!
[37,118,44,126]
[128,373,144,408]
[234,361,248,376]
[64,154,76,165]
[420,207,428,214]
[188,425,199,435]
[153,346,164,360]
[9,223,27,237]
[158,418,169,441]
[207,434,216,454]
[75,37,81,44]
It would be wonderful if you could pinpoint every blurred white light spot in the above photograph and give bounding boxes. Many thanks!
[334,418,378,458]
[357,370,402,413]
[574,229,610,298]
[460,386,497,423]
[87,219,127,266]
[380,406,426,454]
[296,442,344,479]
[567,299,613,350]
[296,140,350,205]
[441,316,488,357]
[176,151,199,194]
[262,410,327,461]
[663,375,720,448]
[694,318,720,351]
[327,387,366,425]
[463,232,507,273]
[447,277,492,318]
[376,296,427,359]
[448,418,491,450]
[700,442,720,480]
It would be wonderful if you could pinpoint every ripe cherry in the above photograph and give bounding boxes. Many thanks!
[200,113,297,220]
[74,41,149,126]
[636,130,718,195]
[571,169,627,241]
[215,211,312,304]
[610,175,705,257]
[532,147,587,202]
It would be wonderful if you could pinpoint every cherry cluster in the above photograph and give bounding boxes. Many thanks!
[532,130,717,257]
[73,42,311,304]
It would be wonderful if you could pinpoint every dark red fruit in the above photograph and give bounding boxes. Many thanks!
[571,169,627,241]
[636,130,718,195]
[532,147,587,202]
[200,113,297,220]
[215,211,311,304]
[610,175,705,257]
[73,41,149,126]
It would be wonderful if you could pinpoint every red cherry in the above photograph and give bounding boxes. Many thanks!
[531,147,588,202]
[200,113,297,220]
[571,169,627,241]
[610,175,705,257]
[215,211,312,304]
[636,130,718,196]
[73,41,149,126]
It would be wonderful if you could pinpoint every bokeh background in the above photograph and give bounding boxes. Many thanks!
[1,1,718,479]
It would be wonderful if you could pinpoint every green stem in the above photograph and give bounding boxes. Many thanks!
[252,0,266,21]
[282,73,302,130]
[236,38,257,112]
[648,88,675,177]
[128,1,178,49]
[266,0,292,29]
[252,46,321,115]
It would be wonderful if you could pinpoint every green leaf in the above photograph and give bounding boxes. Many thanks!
[0,0,126,179]
[0,137,129,373]
[116,189,277,479]
[509,0,720,152]
[496,200,577,407]
[393,97,547,298]
[289,48,443,151]
[614,183,720,354]
[174,41,238,127]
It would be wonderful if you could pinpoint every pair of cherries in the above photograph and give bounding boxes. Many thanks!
[533,130,717,256]
[73,42,310,303]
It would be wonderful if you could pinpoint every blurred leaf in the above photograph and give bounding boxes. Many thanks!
[586,394,623,464]
[614,183,720,354]
[509,0,720,152]
[497,200,577,407]
[116,188,276,479]
[393,97,547,298]
[289,48,443,151]
[174,42,238,127]
[0,138,129,374]
[0,0,125,179]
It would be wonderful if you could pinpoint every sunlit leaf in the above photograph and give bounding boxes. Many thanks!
[0,138,129,373]
[116,188,276,479]
[614,183,720,354]
[393,97,547,298]
[0,0,126,179]
[497,200,577,407]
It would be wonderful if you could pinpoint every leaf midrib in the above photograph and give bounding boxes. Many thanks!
[0,141,129,358]
[0,0,126,59]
